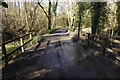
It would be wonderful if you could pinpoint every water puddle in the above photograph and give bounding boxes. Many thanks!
[44,44,88,67]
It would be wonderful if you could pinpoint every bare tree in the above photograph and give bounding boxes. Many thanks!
[52,0,58,27]
[38,0,52,30]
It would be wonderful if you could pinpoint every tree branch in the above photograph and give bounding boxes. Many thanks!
[38,2,48,18]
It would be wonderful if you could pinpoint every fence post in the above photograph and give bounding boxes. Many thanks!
[102,37,108,56]
[29,33,32,45]
[20,38,24,52]
[87,33,90,46]
[103,48,106,56]
[2,44,8,66]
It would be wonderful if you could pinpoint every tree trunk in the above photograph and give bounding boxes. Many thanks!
[77,4,81,39]
[91,3,100,35]
[38,0,52,30]
[52,14,56,27]
[78,14,81,39]
[48,0,52,30]
[117,2,120,28]
[24,1,29,32]
[18,0,20,16]
[54,15,56,27]
[52,0,58,27]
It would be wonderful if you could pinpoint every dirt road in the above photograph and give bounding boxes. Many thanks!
[2,27,120,79]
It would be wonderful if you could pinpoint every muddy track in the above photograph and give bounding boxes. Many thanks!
[2,27,120,79]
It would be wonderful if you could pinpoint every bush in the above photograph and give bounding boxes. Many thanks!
[6,43,21,54]
[32,35,42,43]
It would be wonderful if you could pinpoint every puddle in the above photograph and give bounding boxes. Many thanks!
[44,44,88,66]
[54,64,61,68]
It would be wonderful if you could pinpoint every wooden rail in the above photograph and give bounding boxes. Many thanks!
[2,33,33,66]
[86,33,120,61]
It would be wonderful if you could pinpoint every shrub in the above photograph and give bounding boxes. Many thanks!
[32,35,42,43]
[6,43,21,54]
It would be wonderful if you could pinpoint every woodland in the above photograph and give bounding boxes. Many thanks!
[0,0,120,78]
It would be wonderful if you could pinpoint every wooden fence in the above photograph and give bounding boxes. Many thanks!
[86,33,120,61]
[2,33,33,66]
